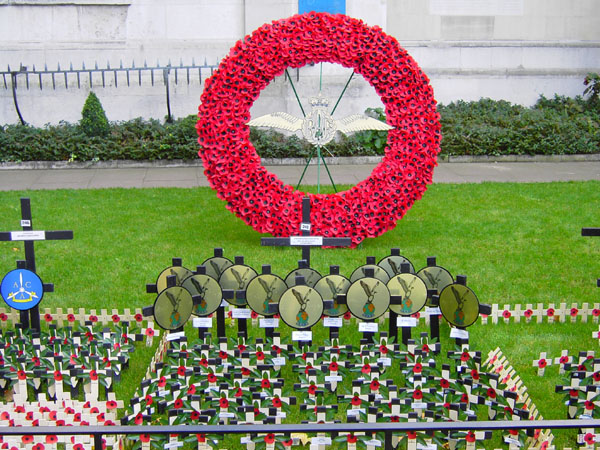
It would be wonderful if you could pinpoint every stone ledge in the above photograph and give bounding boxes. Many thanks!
[0,154,598,170]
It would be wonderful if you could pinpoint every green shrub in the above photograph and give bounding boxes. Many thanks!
[80,92,110,138]
[0,94,598,163]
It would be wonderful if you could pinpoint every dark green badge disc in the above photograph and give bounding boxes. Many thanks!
[349,264,390,284]
[219,265,258,306]
[346,278,390,320]
[246,274,287,316]
[201,256,234,281]
[416,266,454,294]
[181,274,222,317]
[313,274,350,317]
[285,268,322,288]
[156,266,194,293]
[387,273,427,316]
[154,286,193,330]
[439,283,480,328]
[378,255,415,278]
[279,285,323,329]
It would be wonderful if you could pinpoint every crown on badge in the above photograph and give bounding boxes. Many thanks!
[309,94,330,108]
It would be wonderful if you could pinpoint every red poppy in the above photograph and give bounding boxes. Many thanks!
[145,328,155,337]
[144,395,153,406]
[177,366,186,376]
[207,373,217,383]
[135,313,143,322]
[112,314,120,323]
[256,351,265,360]
[44,314,53,322]
[370,379,380,391]
[347,434,357,443]
[219,398,229,409]
[89,315,98,322]
[351,395,362,406]
[157,376,167,387]
[308,384,318,395]
[379,345,388,354]
[594,309,600,317]
[219,351,228,360]
[0,313,7,321]
[190,411,201,420]
[196,434,206,443]
[33,444,44,450]
[585,433,596,445]
[174,398,183,409]
[585,400,595,410]
[45,436,58,444]
[471,369,480,380]
[241,367,250,376]
[329,361,339,372]
[440,378,450,388]
[134,413,143,425]
[422,344,430,353]
[90,370,98,381]
[14,406,25,413]
[140,434,151,443]
[264,434,275,444]
[390,415,400,422]
[570,308,578,317]
[17,370,27,380]
[261,379,271,389]
[343,311,352,320]
[570,389,579,398]
[487,388,496,399]
[413,363,422,374]
[271,345,281,354]
[21,436,34,444]
[460,393,469,403]
[67,314,76,322]
[502,310,511,319]
[282,438,293,447]
[524,309,533,318]
[466,431,476,443]
[546,308,555,317]
[73,444,84,450]
[412,390,423,400]
[272,397,282,408]
[106,400,118,410]
[407,431,417,439]
[460,352,470,362]
[361,364,371,374]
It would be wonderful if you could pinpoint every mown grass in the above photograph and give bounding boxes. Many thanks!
[0,181,599,447]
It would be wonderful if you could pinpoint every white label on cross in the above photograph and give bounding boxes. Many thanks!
[397,317,417,327]
[231,308,252,319]
[365,440,382,447]
[272,357,286,366]
[292,330,312,341]
[260,318,279,328]
[377,357,392,366]
[312,437,331,445]
[300,223,311,231]
[426,307,442,315]
[192,317,213,328]
[10,230,45,241]
[164,442,184,449]
[359,322,378,332]
[450,328,469,339]
[325,375,343,382]
[20,220,31,227]
[166,331,185,341]
[290,236,323,246]
[323,317,343,327]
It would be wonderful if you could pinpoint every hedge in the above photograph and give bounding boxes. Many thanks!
[0,96,598,163]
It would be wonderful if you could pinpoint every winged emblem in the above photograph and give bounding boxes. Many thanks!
[248,92,392,146]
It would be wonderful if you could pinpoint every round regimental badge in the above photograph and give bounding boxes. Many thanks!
[387,273,427,316]
[285,267,322,288]
[201,256,233,281]
[279,285,323,329]
[313,274,351,317]
[416,266,454,294]
[219,265,258,306]
[156,266,193,292]
[1,269,44,311]
[439,283,480,328]
[246,274,287,316]
[347,277,390,320]
[378,254,415,278]
[181,274,222,317]
[154,286,194,330]
[350,264,390,284]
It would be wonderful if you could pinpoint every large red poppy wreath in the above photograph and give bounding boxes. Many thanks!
[196,12,441,247]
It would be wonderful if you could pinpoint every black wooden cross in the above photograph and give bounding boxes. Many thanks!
[583,227,600,287]
[0,198,73,331]
[261,196,352,266]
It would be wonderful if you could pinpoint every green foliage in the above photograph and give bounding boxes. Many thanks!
[79,92,110,138]
[584,72,600,106]
[0,93,598,163]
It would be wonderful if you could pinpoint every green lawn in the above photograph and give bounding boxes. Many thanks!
[0,181,599,447]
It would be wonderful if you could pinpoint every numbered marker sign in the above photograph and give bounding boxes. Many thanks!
[1,269,44,311]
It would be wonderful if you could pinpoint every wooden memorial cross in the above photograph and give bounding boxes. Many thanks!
[261,196,352,266]
[0,198,73,331]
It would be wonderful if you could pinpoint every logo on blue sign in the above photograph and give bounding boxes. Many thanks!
[1,269,44,311]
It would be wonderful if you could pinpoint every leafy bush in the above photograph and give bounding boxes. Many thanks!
[0,95,598,163]
[79,92,110,138]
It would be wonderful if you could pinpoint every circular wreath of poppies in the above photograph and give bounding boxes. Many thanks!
[196,12,441,247]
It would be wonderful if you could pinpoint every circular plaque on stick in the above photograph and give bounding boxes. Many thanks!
[387,273,427,316]
[416,266,454,294]
[314,274,350,317]
[182,274,222,317]
[439,283,480,328]
[201,256,234,281]
[219,265,258,306]
[156,266,193,292]
[349,265,390,284]
[279,285,323,329]
[347,278,390,320]
[246,274,287,316]
[378,255,415,278]
[285,268,321,288]
[154,286,193,330]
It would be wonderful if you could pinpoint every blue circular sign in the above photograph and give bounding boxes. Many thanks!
[1,269,44,311]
